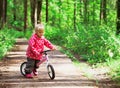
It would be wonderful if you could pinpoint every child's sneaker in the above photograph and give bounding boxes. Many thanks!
[26,74,33,78]
[33,69,38,76]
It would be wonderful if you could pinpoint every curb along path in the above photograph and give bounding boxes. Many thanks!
[0,38,118,88]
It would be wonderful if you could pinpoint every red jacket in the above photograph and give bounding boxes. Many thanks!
[26,34,54,60]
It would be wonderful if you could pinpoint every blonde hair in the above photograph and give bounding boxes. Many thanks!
[35,24,44,31]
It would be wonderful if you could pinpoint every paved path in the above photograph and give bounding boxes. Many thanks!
[0,38,119,88]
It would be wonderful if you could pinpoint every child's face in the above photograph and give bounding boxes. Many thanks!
[36,29,44,38]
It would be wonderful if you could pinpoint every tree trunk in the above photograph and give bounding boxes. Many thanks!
[4,0,7,24]
[30,0,37,27]
[0,0,7,28]
[13,0,16,21]
[37,0,42,23]
[30,0,35,26]
[116,0,120,35]
[24,0,27,33]
[79,0,83,19]
[100,0,106,23]
[46,0,48,22]
[92,0,95,25]
[83,0,88,24]
[74,0,76,31]
[0,0,3,28]
[59,0,62,27]
[34,0,37,26]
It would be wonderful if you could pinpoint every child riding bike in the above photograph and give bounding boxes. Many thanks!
[25,24,56,78]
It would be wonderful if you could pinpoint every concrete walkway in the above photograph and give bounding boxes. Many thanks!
[0,38,118,88]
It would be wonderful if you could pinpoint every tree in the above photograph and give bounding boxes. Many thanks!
[116,0,120,35]
[0,0,3,28]
[100,0,107,23]
[58,0,62,27]
[46,0,48,22]
[30,0,43,27]
[37,0,43,23]
[24,0,28,33]
[34,0,37,26]
[13,0,17,21]
[83,0,88,24]
[30,0,35,26]
[92,0,95,25]
[74,0,76,31]
[79,0,83,20]
[0,0,7,28]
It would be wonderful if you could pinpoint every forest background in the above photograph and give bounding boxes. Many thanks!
[0,0,120,81]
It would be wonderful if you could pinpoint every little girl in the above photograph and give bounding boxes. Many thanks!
[25,24,56,78]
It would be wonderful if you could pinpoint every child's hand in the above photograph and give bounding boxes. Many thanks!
[51,47,56,51]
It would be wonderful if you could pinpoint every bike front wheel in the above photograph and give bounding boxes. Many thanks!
[47,64,55,80]
[20,62,27,76]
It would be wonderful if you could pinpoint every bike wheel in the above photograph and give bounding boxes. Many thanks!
[47,64,55,80]
[20,62,27,76]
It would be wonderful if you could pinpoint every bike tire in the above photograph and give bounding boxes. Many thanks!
[20,62,27,76]
[47,64,55,80]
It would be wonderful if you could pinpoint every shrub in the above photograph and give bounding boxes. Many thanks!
[0,27,23,59]
[64,24,120,64]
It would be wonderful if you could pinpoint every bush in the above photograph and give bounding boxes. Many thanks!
[0,27,23,59]
[64,24,120,64]
[45,25,67,45]
[40,24,120,65]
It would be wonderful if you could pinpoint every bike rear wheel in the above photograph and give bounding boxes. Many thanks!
[20,62,27,76]
[47,64,55,80]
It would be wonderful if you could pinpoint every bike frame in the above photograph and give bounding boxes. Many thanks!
[36,50,50,67]
[20,50,55,79]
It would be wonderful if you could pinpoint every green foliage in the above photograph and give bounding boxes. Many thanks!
[45,23,120,65]
[24,28,33,39]
[64,24,120,64]
[44,25,67,44]
[7,0,32,30]
[0,27,23,59]
[106,59,120,81]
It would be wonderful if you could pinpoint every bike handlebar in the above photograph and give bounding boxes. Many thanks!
[40,50,51,55]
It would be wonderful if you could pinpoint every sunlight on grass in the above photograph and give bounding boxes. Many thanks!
[74,62,94,79]
[107,59,120,80]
